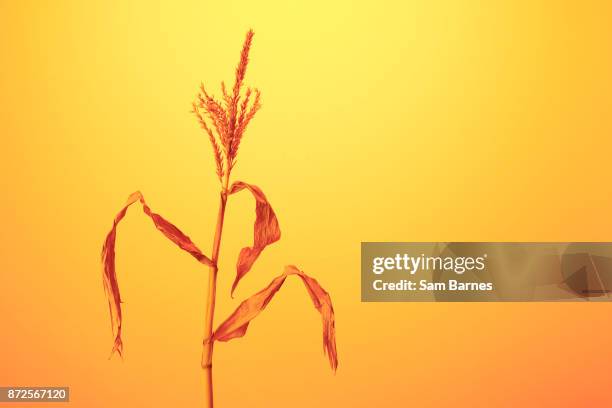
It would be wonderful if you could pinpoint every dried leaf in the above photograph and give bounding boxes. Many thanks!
[212,265,338,371]
[228,181,281,295]
[101,191,213,357]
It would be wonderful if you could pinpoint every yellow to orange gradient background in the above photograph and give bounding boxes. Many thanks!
[1,1,612,407]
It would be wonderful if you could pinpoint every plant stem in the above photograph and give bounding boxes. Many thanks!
[202,185,228,408]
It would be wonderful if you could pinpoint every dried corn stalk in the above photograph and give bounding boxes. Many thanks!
[100,30,337,408]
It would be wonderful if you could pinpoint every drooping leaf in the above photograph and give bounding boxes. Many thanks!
[212,265,338,371]
[228,181,281,296]
[101,191,213,357]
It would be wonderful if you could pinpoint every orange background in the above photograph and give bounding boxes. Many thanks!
[2,1,612,407]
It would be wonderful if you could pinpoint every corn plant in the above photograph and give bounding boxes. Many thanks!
[100,30,338,407]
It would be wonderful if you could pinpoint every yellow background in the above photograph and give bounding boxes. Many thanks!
[2,1,612,406]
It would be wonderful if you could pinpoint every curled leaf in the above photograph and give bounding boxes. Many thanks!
[212,265,338,371]
[101,191,213,357]
[229,181,281,295]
